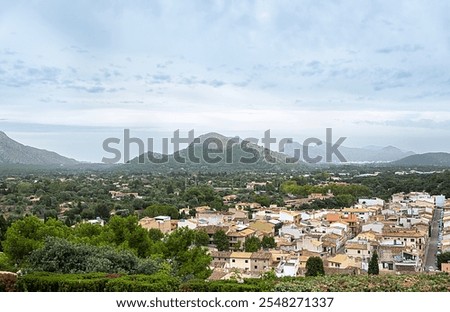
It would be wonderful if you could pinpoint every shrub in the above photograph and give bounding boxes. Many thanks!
[16,272,180,292]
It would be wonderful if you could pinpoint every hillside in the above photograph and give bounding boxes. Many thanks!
[0,131,78,166]
[127,132,306,171]
[283,142,415,163]
[392,152,450,167]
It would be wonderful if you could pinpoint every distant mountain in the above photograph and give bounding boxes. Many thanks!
[0,131,78,166]
[283,142,415,163]
[128,132,305,171]
[391,152,450,167]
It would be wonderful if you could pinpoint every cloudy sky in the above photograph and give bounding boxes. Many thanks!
[1,0,450,162]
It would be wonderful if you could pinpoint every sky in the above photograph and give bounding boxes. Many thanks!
[1,0,450,162]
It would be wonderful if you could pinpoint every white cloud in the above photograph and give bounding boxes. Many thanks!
[1,0,450,160]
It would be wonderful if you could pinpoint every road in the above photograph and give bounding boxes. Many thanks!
[424,207,441,270]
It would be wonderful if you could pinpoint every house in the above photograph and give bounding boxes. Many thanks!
[279,210,302,225]
[250,252,272,272]
[138,216,172,234]
[197,225,230,245]
[177,219,198,230]
[441,262,450,273]
[210,251,272,275]
[227,226,256,250]
[279,223,304,239]
[297,235,323,253]
[229,252,253,271]
[342,207,372,222]
[109,191,142,200]
[86,217,105,227]
[362,221,384,233]
[276,256,300,277]
[393,251,421,273]
[196,210,225,225]
[381,229,427,253]
[345,239,372,260]
[358,198,385,206]
[248,220,275,237]
[327,254,355,269]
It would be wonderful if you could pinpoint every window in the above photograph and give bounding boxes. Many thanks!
[368,251,371,254]
[232,259,235,263]
[357,250,361,254]
[245,260,248,263]
[254,266,257,269]
[411,239,415,242]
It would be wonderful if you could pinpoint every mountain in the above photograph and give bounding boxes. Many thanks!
[391,152,450,167]
[0,131,78,166]
[283,142,415,163]
[128,132,305,171]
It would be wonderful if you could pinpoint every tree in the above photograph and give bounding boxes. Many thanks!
[368,250,379,275]
[193,230,210,247]
[244,236,261,252]
[437,251,450,270]
[3,216,69,264]
[213,230,229,251]
[261,236,276,249]
[143,204,179,219]
[94,202,111,221]
[0,216,8,251]
[148,228,164,242]
[305,256,325,277]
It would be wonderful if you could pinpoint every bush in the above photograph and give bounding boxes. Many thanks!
[16,272,180,292]
[28,237,163,275]
[179,279,274,292]
[0,253,15,272]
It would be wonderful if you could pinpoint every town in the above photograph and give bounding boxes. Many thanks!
[1,168,449,289]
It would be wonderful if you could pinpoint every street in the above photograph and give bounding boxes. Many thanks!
[424,206,441,270]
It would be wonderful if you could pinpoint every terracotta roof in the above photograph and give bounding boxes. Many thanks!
[326,213,341,222]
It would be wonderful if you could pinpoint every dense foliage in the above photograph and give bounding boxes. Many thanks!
[10,272,450,292]
[368,251,380,275]
[305,257,325,277]
[1,215,211,281]
[273,274,450,292]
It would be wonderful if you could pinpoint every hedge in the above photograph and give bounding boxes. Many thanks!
[17,272,180,292]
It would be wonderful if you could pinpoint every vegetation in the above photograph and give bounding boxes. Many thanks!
[437,252,450,270]
[244,236,262,252]
[16,272,180,292]
[1,215,211,281]
[368,251,380,275]
[2,168,450,292]
[213,230,229,251]
[305,257,325,277]
[273,274,450,292]
[9,272,450,292]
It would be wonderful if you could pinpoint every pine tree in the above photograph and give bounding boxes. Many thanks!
[368,250,379,275]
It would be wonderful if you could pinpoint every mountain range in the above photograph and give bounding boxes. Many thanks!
[391,152,450,167]
[1,130,449,169]
[127,132,303,171]
[282,141,415,163]
[0,131,78,166]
